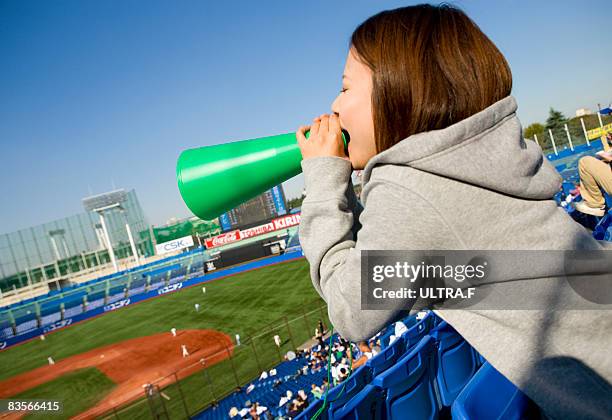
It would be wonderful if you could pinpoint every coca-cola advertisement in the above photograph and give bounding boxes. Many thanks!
[204,230,242,249]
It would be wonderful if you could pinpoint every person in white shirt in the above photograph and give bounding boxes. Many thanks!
[351,341,374,369]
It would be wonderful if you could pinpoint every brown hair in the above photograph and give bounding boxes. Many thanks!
[351,3,512,153]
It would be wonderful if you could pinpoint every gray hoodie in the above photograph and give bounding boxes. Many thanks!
[298,96,612,419]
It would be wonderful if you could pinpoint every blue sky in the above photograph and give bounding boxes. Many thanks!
[1,0,611,233]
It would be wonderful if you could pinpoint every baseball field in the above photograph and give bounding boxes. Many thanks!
[0,256,329,419]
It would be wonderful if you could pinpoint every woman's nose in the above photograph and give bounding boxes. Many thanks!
[331,95,341,116]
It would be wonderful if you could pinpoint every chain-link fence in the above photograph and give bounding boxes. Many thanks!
[97,301,330,420]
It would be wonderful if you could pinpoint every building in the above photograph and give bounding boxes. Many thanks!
[0,189,153,294]
[219,185,287,231]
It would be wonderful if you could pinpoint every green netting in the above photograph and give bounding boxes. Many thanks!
[153,218,220,244]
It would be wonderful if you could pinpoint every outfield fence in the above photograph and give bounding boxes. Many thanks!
[532,113,612,158]
[97,300,330,420]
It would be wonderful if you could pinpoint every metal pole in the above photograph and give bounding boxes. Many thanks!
[156,385,170,420]
[26,269,33,293]
[61,235,70,261]
[564,124,574,151]
[145,385,157,419]
[98,212,118,273]
[249,336,263,373]
[5,234,21,290]
[49,236,61,260]
[580,118,591,146]
[548,129,558,156]
[225,345,240,387]
[598,111,604,128]
[122,210,140,266]
[94,225,106,250]
[30,226,44,276]
[533,134,539,146]
[41,264,48,283]
[301,305,312,336]
[200,358,218,402]
[125,221,140,265]
[284,316,297,351]
[173,372,191,419]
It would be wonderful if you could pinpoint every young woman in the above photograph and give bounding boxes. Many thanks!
[296,4,612,419]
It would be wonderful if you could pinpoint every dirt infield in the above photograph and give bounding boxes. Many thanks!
[0,329,233,419]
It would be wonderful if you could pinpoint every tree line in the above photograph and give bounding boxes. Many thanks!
[523,108,612,152]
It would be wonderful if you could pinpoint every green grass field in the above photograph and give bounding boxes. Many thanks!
[1,257,330,418]
[15,368,115,419]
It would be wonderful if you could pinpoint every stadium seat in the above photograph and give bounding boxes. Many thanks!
[379,329,395,349]
[372,335,438,420]
[429,321,479,407]
[331,384,384,420]
[327,366,372,416]
[451,362,534,420]
[366,333,405,377]
[474,350,486,367]
[296,398,325,420]
[400,313,418,327]
[400,310,435,350]
[593,193,612,241]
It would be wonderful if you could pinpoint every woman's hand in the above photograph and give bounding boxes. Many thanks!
[296,114,349,161]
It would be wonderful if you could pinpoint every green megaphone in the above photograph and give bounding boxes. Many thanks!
[177,130,350,220]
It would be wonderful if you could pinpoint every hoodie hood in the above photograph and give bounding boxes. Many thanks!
[361,96,562,199]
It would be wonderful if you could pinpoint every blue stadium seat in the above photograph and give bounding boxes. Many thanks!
[372,335,438,420]
[379,329,395,349]
[327,366,372,416]
[592,193,612,241]
[296,398,325,420]
[400,313,418,327]
[451,362,533,420]
[366,333,405,377]
[429,321,479,407]
[400,310,435,350]
[331,384,384,420]
[475,350,486,367]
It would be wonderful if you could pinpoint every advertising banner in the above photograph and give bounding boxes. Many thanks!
[204,230,242,249]
[155,235,194,255]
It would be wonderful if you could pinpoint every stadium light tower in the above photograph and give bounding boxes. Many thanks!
[120,208,140,266]
[48,229,64,260]
[95,203,119,272]
[83,190,128,273]
[83,189,141,271]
